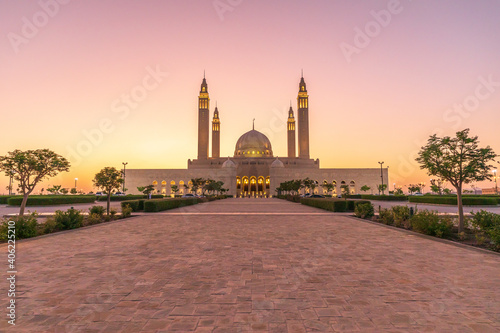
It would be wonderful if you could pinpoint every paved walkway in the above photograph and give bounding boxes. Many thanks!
[1,198,499,332]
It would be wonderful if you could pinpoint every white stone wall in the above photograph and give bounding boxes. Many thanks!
[270,168,389,196]
[125,168,237,196]
[127,167,389,197]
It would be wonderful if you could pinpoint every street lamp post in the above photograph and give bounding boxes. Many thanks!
[378,161,384,195]
[493,169,498,195]
[75,178,78,189]
[122,162,128,193]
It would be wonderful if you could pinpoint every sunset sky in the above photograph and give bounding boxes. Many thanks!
[1,0,499,193]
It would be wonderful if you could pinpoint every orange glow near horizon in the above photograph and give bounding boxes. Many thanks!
[1,1,499,194]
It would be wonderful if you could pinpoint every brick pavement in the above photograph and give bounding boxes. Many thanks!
[0,198,499,332]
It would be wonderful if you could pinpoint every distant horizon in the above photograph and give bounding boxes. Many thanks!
[1,0,499,193]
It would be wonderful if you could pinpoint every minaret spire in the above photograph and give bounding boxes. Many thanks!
[253,118,255,130]
[212,103,220,158]
[287,103,296,158]
[198,76,210,159]
[297,75,309,159]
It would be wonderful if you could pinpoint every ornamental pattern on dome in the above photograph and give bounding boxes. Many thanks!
[234,129,273,158]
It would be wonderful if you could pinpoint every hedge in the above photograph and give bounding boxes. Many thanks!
[120,199,145,212]
[0,196,14,204]
[97,194,163,202]
[300,198,371,212]
[409,196,497,206]
[7,195,97,206]
[144,198,202,212]
[360,195,408,201]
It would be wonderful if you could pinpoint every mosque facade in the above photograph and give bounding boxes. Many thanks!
[126,76,388,197]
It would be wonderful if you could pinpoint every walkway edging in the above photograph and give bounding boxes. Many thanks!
[347,215,500,257]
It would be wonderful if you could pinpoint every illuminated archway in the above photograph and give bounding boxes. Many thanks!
[250,177,257,195]
[257,176,265,196]
[341,181,347,194]
[242,177,249,195]
[265,177,270,197]
[350,181,356,194]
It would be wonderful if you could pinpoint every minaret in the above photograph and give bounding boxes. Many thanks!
[287,104,296,158]
[198,75,210,159]
[212,104,220,158]
[297,73,310,159]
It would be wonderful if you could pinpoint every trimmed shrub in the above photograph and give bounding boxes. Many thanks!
[121,204,133,218]
[392,206,411,228]
[54,208,84,230]
[470,210,500,231]
[299,198,358,212]
[488,225,500,250]
[84,213,103,226]
[361,195,408,201]
[409,196,497,206]
[286,195,301,203]
[121,200,143,212]
[7,195,96,206]
[0,213,38,240]
[42,218,58,234]
[410,210,453,238]
[346,194,362,199]
[354,202,374,219]
[0,196,14,204]
[89,205,105,216]
[379,208,394,225]
[471,210,500,250]
[144,198,201,212]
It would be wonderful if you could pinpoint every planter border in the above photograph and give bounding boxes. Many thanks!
[347,215,500,257]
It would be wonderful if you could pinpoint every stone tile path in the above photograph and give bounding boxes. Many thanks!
[1,198,499,332]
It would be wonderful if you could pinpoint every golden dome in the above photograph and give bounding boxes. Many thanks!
[234,129,273,157]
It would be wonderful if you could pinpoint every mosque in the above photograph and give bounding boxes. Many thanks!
[126,76,388,197]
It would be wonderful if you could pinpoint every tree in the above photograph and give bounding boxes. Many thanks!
[70,188,77,195]
[340,184,349,200]
[322,181,334,195]
[40,188,45,195]
[0,149,70,216]
[93,167,124,216]
[60,188,69,195]
[430,178,445,195]
[378,184,387,195]
[416,129,497,232]
[47,185,62,195]
[137,185,155,198]
[407,184,421,195]
[360,185,371,193]
[443,188,452,195]
[171,184,179,196]
[190,178,204,195]
[394,187,404,195]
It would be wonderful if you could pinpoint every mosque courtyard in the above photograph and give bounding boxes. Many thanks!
[1,198,499,332]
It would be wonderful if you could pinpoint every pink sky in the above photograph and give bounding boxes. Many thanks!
[1,0,499,193]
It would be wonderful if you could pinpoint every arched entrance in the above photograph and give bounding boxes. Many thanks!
[238,176,270,198]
